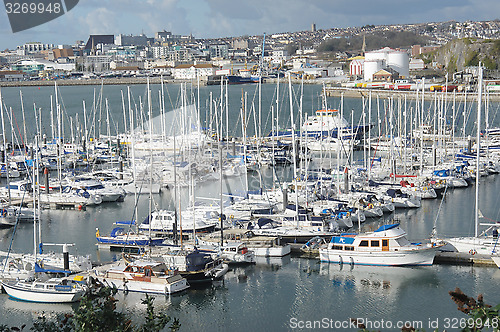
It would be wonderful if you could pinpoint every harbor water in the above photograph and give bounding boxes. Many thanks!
[0,83,499,331]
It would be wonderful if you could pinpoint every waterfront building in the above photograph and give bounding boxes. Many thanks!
[172,63,218,80]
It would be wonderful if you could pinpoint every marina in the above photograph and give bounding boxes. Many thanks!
[0,80,499,330]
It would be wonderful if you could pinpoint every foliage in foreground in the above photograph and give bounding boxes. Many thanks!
[0,279,180,332]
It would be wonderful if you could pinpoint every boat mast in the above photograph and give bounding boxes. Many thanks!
[0,89,11,204]
[475,64,483,239]
[288,76,299,227]
[147,78,153,252]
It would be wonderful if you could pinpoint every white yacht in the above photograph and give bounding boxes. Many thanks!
[319,223,444,266]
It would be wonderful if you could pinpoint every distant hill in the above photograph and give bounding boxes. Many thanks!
[419,38,500,74]
[317,31,430,54]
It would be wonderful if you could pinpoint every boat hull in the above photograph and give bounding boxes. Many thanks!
[445,237,499,256]
[98,276,189,295]
[251,245,291,257]
[1,281,84,303]
[319,247,437,266]
[492,256,500,268]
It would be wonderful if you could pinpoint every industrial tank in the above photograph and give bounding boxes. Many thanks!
[387,51,409,79]
[363,59,384,81]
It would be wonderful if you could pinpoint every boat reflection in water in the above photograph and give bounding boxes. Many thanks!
[319,262,438,297]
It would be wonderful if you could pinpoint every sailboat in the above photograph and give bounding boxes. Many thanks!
[444,64,500,256]
[1,274,86,303]
[1,130,87,302]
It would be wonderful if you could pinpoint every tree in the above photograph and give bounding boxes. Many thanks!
[449,287,500,331]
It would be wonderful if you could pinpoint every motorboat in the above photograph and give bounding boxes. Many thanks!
[93,259,189,295]
[199,228,291,257]
[156,247,229,283]
[138,207,218,236]
[319,223,444,266]
[199,242,256,265]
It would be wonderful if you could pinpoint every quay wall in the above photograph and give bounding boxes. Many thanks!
[2,77,500,102]
[323,86,500,102]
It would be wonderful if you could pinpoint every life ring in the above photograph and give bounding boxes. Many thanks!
[229,215,234,219]
[423,187,427,191]
[469,249,477,256]
[368,204,374,209]
[0,209,7,217]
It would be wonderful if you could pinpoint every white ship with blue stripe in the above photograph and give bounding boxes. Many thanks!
[319,224,443,266]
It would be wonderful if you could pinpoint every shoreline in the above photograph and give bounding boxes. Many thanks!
[323,86,500,101]
[2,77,500,102]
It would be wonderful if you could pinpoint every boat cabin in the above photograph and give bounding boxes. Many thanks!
[328,224,412,252]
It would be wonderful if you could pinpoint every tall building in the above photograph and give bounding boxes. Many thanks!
[311,23,316,32]
[84,35,114,53]
[115,34,148,46]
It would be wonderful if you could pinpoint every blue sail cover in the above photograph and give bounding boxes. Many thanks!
[115,220,136,225]
[35,263,71,274]
[433,169,450,177]
[110,227,125,237]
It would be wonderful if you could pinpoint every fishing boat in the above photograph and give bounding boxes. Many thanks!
[1,275,86,303]
[93,259,189,295]
[319,223,443,266]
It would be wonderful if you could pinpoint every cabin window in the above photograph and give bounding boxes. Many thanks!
[344,246,354,251]
[395,237,410,246]
[359,240,369,247]
[371,240,380,247]
[333,245,343,250]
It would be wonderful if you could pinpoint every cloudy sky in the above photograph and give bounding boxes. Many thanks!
[1,0,500,50]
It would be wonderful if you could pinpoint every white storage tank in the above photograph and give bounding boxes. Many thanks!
[363,47,409,81]
[364,59,384,82]
[387,51,409,79]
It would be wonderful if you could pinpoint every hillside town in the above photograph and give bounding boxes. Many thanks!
[1,20,500,89]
